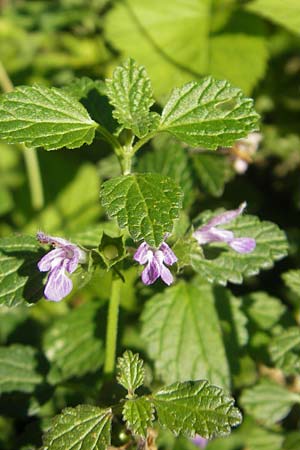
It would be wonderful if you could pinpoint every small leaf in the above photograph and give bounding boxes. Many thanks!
[42,405,112,450]
[0,344,42,393]
[159,77,260,149]
[141,281,230,389]
[0,85,98,150]
[0,235,45,307]
[100,173,183,247]
[240,379,300,425]
[152,380,242,439]
[123,397,154,437]
[117,350,144,395]
[191,213,288,285]
[242,292,286,330]
[106,59,159,138]
[98,232,126,269]
[270,327,300,375]
[192,152,232,197]
[282,270,300,301]
[43,302,105,384]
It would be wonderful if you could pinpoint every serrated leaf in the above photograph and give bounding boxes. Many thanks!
[141,281,230,389]
[100,173,182,247]
[42,405,112,450]
[117,350,144,395]
[123,397,154,437]
[192,152,232,197]
[0,85,98,150]
[282,270,300,300]
[0,235,45,307]
[159,77,259,149]
[270,327,300,375]
[242,292,286,330]
[240,380,300,425]
[106,59,159,138]
[191,213,288,285]
[0,344,42,393]
[43,302,105,384]
[152,380,242,439]
[246,0,300,35]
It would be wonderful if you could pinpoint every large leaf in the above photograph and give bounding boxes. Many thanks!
[141,281,230,389]
[123,397,154,438]
[159,77,259,149]
[0,85,98,150]
[270,327,300,375]
[0,344,42,393]
[246,0,300,35]
[106,58,159,138]
[42,405,112,450]
[100,173,182,247]
[152,380,242,439]
[191,213,288,285]
[105,1,268,98]
[240,380,300,425]
[0,235,45,307]
[43,302,105,384]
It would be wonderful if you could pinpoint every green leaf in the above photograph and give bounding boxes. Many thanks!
[97,232,126,269]
[159,77,259,149]
[192,152,232,197]
[240,379,300,425]
[283,432,300,450]
[282,270,300,301]
[152,380,242,439]
[42,405,112,450]
[270,327,300,375]
[106,58,159,138]
[191,212,288,285]
[0,85,98,150]
[122,397,154,437]
[246,0,300,35]
[242,292,286,330]
[141,281,230,389]
[43,302,105,384]
[0,235,45,307]
[117,350,144,395]
[0,344,42,393]
[100,173,183,247]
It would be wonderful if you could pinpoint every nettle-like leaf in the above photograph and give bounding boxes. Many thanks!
[0,235,45,307]
[270,327,300,375]
[240,379,300,425]
[0,85,98,150]
[117,350,144,395]
[159,77,259,149]
[141,281,230,389]
[106,59,159,138]
[122,397,154,437]
[282,270,300,301]
[43,302,105,384]
[242,292,286,330]
[0,344,42,393]
[152,380,242,439]
[191,213,288,285]
[100,173,183,247]
[42,405,112,450]
[192,152,232,197]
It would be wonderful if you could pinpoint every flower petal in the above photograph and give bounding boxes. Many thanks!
[204,202,246,228]
[160,242,177,265]
[191,435,208,448]
[134,242,150,264]
[193,227,234,245]
[141,254,160,285]
[37,248,65,272]
[160,264,174,285]
[229,237,256,254]
[37,232,71,247]
[44,266,73,301]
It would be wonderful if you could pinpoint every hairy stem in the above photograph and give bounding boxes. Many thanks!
[104,277,123,377]
[0,61,44,210]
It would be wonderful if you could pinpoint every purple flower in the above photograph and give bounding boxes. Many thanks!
[36,232,86,302]
[193,202,256,254]
[134,241,177,285]
[191,435,208,448]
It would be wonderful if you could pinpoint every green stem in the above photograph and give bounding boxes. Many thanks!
[132,131,158,155]
[104,276,122,377]
[0,60,44,210]
[96,125,123,156]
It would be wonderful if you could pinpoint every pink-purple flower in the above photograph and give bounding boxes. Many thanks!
[134,241,177,285]
[36,232,86,302]
[191,435,208,448]
[193,202,256,254]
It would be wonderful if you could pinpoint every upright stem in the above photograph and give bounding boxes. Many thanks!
[0,60,44,210]
[104,276,122,377]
